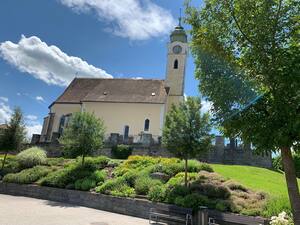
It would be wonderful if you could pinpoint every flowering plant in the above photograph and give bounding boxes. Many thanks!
[270,212,293,225]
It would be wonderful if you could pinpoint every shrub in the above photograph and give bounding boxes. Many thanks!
[177,193,209,211]
[165,185,190,203]
[182,160,214,173]
[75,178,97,191]
[95,177,135,197]
[122,170,139,186]
[134,176,162,195]
[148,185,166,202]
[3,166,51,184]
[78,156,109,169]
[39,161,98,188]
[16,147,47,168]
[96,177,127,194]
[74,170,107,191]
[111,145,133,159]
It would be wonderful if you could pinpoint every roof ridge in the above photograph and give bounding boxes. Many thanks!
[75,77,165,81]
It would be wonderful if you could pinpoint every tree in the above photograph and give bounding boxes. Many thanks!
[162,97,213,187]
[59,112,105,165]
[185,0,300,222]
[0,107,26,170]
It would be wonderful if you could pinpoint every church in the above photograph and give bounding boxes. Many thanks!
[38,22,188,144]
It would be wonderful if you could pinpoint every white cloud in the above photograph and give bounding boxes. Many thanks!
[0,96,8,102]
[59,0,176,40]
[26,124,42,140]
[131,77,143,80]
[0,35,112,87]
[201,100,213,113]
[36,96,45,102]
[26,114,38,121]
[0,102,12,124]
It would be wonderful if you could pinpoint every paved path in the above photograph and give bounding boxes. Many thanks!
[0,194,149,225]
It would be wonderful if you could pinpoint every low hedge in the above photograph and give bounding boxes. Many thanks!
[3,166,51,184]
[111,145,133,159]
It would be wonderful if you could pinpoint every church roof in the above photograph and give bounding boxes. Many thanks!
[50,78,168,107]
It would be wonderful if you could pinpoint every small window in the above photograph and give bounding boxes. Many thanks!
[124,125,129,139]
[58,115,65,135]
[174,59,178,69]
[144,119,150,131]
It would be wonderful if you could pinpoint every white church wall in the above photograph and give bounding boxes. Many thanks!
[83,101,164,137]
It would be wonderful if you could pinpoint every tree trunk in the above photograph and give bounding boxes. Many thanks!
[281,147,300,225]
[185,158,188,187]
[1,152,8,170]
[82,155,85,166]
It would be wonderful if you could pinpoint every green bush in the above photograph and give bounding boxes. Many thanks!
[0,157,20,177]
[3,166,51,184]
[74,170,107,191]
[76,156,109,169]
[134,176,162,195]
[16,147,47,168]
[122,170,139,186]
[39,161,98,188]
[111,145,133,159]
[148,185,166,202]
[96,177,127,194]
[95,177,135,197]
[75,178,97,191]
[165,185,190,203]
[175,193,209,211]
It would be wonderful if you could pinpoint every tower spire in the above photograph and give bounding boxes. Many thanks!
[178,8,182,27]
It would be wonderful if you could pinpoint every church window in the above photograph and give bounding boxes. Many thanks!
[144,119,150,131]
[174,59,178,69]
[58,115,65,135]
[124,125,129,139]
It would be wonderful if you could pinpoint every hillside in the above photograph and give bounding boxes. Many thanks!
[211,164,300,216]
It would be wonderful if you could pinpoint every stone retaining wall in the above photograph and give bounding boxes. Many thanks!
[0,182,269,225]
[0,182,163,219]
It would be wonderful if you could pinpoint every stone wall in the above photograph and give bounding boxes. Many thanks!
[0,182,269,225]
[34,135,272,169]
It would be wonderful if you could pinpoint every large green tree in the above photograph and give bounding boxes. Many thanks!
[59,112,105,165]
[163,97,213,187]
[186,0,300,222]
[0,107,26,170]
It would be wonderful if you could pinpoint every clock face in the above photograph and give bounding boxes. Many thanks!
[173,45,182,54]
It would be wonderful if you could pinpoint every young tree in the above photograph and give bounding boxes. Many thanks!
[0,107,26,170]
[186,0,300,222]
[163,97,213,187]
[59,112,105,165]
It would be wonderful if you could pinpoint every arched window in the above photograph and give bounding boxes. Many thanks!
[124,125,129,140]
[58,115,65,135]
[144,119,150,131]
[174,59,178,69]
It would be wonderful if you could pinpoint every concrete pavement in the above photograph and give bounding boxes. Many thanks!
[0,194,149,225]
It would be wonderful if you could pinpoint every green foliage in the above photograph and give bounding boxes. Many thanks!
[163,97,213,159]
[134,175,162,195]
[111,145,132,159]
[16,147,47,168]
[0,107,26,170]
[0,107,26,152]
[186,1,300,219]
[162,97,213,186]
[59,112,105,164]
[0,156,20,177]
[3,166,51,184]
[148,185,166,202]
[75,170,107,191]
[39,160,103,188]
[95,176,136,197]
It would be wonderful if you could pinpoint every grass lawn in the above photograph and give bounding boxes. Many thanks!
[211,164,300,216]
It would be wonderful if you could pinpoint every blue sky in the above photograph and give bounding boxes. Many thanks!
[0,0,206,138]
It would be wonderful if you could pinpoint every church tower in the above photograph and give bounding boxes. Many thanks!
[165,17,188,112]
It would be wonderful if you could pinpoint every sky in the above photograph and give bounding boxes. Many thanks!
[0,0,207,139]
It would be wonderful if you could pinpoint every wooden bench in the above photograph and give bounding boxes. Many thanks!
[149,206,193,225]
